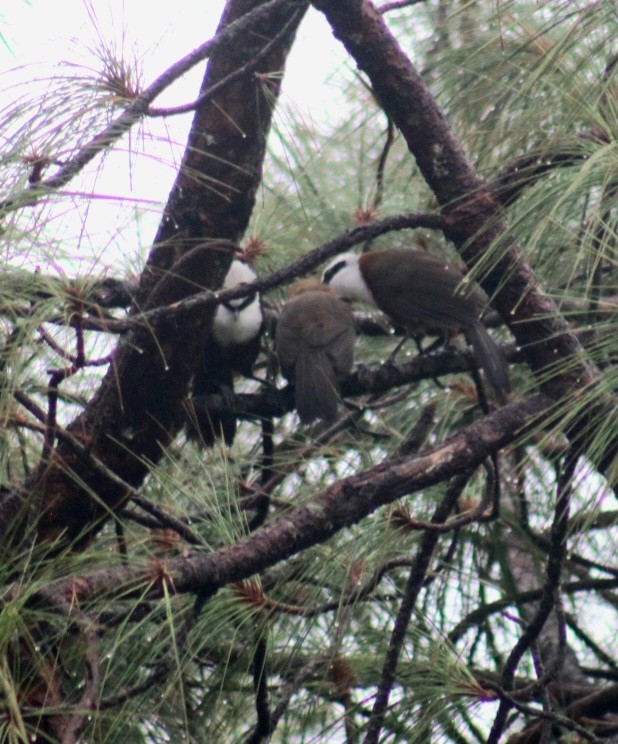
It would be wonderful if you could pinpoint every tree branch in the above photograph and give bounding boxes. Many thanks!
[0,0,302,216]
[20,393,551,607]
[310,0,616,482]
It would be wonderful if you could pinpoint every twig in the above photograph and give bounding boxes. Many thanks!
[123,211,447,334]
[487,452,576,743]
[41,316,86,462]
[245,635,273,744]
[3,212,445,338]
[149,11,302,117]
[247,417,275,531]
[270,660,324,730]
[482,681,602,743]
[13,390,205,546]
[0,0,301,215]
[363,472,472,744]
[448,577,618,645]
[242,405,362,514]
[130,495,205,547]
[389,462,495,534]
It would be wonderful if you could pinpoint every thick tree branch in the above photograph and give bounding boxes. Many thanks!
[140,0,309,301]
[11,0,309,544]
[311,0,617,480]
[22,393,550,606]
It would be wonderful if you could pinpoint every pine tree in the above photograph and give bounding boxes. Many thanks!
[1,1,617,741]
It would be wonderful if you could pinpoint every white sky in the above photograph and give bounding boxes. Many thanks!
[2,0,346,113]
[1,0,349,274]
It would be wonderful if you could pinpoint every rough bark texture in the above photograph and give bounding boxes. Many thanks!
[26,0,308,542]
[140,0,308,301]
[311,0,616,475]
[27,394,550,605]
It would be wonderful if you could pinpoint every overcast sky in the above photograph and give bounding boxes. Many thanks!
[2,1,346,122]
[1,1,349,273]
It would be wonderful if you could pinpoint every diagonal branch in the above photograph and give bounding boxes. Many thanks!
[0,0,301,216]
[310,0,617,481]
[487,453,577,742]
[363,472,471,744]
[12,0,309,545]
[22,393,551,607]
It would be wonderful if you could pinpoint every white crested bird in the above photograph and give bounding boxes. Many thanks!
[322,248,510,396]
[190,259,263,446]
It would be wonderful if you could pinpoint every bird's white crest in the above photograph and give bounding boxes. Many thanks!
[322,252,375,306]
[222,259,258,289]
[213,260,262,346]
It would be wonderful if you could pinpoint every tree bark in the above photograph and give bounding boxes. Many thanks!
[20,0,308,543]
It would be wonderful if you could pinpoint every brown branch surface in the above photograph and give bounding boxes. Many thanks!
[26,394,550,605]
[15,0,309,544]
[311,0,616,477]
[140,0,309,301]
[5,4,449,546]
[29,243,236,541]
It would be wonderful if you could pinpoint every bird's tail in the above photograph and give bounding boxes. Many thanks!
[294,352,340,424]
[467,321,511,399]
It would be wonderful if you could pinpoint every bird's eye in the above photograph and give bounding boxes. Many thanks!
[323,260,347,284]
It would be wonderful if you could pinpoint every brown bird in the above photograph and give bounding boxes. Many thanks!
[276,279,356,424]
[323,248,510,396]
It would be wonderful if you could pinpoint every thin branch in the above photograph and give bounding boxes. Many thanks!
[116,211,448,333]
[487,452,577,743]
[245,634,273,744]
[482,682,603,743]
[130,496,205,547]
[3,211,444,336]
[372,117,395,212]
[13,390,204,546]
[363,472,472,744]
[492,130,609,208]
[41,316,86,462]
[0,0,301,215]
[270,660,324,731]
[448,578,618,645]
[149,10,303,117]
[14,391,140,499]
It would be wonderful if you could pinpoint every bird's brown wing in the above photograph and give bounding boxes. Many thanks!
[364,249,486,331]
[296,294,355,377]
[275,291,356,422]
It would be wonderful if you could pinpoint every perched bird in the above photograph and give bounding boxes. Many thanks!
[323,248,510,396]
[276,279,356,424]
[189,259,263,446]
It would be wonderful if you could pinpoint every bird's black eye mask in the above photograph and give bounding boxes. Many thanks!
[223,290,257,313]
[323,260,347,284]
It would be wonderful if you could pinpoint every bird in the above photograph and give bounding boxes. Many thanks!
[189,259,263,446]
[275,279,356,424]
[322,248,510,396]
